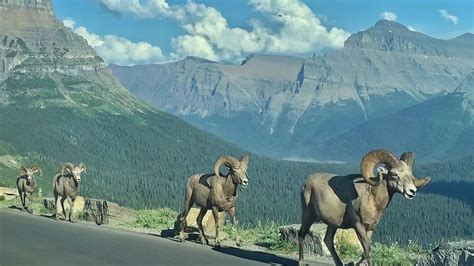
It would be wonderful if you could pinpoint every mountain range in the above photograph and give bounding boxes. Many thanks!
[111,20,474,162]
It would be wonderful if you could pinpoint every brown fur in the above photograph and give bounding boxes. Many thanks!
[52,162,86,223]
[298,150,430,266]
[16,166,42,213]
[178,155,250,247]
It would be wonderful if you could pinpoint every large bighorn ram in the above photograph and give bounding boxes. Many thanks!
[298,150,430,266]
[52,163,86,223]
[179,155,250,247]
[16,165,42,213]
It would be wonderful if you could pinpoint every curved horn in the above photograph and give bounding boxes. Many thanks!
[400,152,430,188]
[60,163,75,177]
[360,149,399,186]
[31,166,42,176]
[413,176,430,188]
[20,166,27,176]
[400,152,415,169]
[240,155,249,167]
[213,156,240,178]
[79,162,86,173]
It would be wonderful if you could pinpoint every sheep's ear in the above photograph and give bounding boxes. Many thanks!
[240,155,249,166]
[376,166,388,175]
[79,163,86,173]
[20,166,27,175]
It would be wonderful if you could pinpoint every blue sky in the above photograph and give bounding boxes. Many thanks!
[53,0,473,65]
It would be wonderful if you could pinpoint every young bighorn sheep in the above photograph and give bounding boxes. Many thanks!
[298,150,430,266]
[16,165,42,213]
[52,162,86,223]
[179,155,250,247]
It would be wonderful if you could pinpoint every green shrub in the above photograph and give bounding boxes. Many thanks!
[132,208,178,229]
[224,221,297,253]
[337,237,362,262]
[372,242,414,265]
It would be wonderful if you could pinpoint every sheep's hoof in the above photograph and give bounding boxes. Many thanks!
[199,236,209,245]
[236,236,242,247]
[69,219,76,223]
[26,208,33,214]
[215,240,222,248]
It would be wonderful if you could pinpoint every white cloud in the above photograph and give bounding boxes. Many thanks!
[379,11,397,21]
[439,9,458,24]
[98,0,350,62]
[63,18,76,29]
[407,26,416,32]
[64,19,165,66]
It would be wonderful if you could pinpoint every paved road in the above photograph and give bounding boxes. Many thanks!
[0,208,301,266]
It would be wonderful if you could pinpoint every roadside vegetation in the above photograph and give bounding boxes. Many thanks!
[0,195,449,265]
[116,206,428,264]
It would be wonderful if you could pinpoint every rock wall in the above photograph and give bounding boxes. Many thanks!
[279,224,361,256]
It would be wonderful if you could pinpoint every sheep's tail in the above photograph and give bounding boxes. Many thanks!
[301,184,312,208]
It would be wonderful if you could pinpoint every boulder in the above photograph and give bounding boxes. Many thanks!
[83,199,109,225]
[174,207,225,238]
[43,198,55,212]
[279,224,361,256]
[416,240,474,266]
[55,196,85,219]
[0,186,19,200]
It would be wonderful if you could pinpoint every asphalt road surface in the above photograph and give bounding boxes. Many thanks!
[0,208,307,266]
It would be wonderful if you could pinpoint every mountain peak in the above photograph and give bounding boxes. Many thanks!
[344,20,473,58]
[450,33,474,43]
[374,19,409,30]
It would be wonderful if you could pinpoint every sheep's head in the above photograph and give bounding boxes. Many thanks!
[360,150,430,199]
[214,155,250,188]
[20,166,42,182]
[61,162,86,183]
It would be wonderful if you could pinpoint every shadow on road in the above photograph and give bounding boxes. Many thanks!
[149,230,206,244]
[8,205,23,211]
[212,246,298,266]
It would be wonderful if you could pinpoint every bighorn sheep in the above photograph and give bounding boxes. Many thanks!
[298,150,430,266]
[16,165,42,213]
[52,163,86,223]
[179,155,250,247]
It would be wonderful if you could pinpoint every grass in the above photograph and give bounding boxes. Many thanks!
[224,221,297,253]
[336,237,428,265]
[126,208,178,230]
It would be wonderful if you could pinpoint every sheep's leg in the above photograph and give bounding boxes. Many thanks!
[324,226,343,266]
[227,207,242,247]
[67,197,76,223]
[298,218,313,265]
[179,192,194,243]
[53,192,59,219]
[196,208,209,245]
[355,227,373,266]
[19,190,26,210]
[25,193,33,213]
[60,197,67,220]
[211,207,221,247]
[298,199,316,266]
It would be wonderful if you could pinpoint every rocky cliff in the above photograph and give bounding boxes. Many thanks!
[111,20,474,161]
